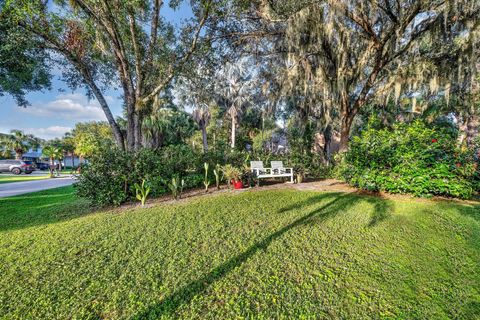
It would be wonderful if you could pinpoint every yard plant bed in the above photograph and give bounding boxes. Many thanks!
[0,187,479,319]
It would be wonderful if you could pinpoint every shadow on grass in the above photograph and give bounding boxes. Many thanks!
[131,192,394,319]
[0,186,91,233]
[362,194,395,227]
[452,202,480,223]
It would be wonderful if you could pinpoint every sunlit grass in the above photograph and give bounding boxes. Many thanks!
[0,174,49,184]
[0,187,479,319]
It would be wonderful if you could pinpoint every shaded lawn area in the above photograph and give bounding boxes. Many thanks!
[0,174,50,184]
[0,186,90,231]
[0,187,479,319]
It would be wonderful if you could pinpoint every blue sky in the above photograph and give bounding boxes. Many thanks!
[0,1,192,140]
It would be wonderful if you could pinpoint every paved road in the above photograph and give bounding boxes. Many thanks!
[0,178,76,198]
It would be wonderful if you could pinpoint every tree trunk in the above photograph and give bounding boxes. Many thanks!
[126,97,136,151]
[323,124,332,163]
[201,125,209,153]
[91,84,125,150]
[466,114,479,147]
[71,152,75,168]
[15,151,22,160]
[231,117,236,149]
[133,113,143,150]
[261,112,265,151]
[49,156,55,178]
[339,111,355,152]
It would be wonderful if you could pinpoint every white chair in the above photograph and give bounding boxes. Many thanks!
[250,161,270,178]
[271,161,294,183]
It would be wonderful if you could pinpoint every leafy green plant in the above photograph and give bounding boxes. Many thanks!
[339,119,478,199]
[75,148,133,207]
[222,164,242,188]
[203,162,211,192]
[167,176,185,200]
[42,145,63,178]
[213,164,223,190]
[288,149,329,181]
[183,173,204,189]
[76,146,200,206]
[134,179,151,206]
[241,162,255,188]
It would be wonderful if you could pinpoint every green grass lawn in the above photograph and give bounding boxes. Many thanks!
[0,187,479,319]
[0,174,49,184]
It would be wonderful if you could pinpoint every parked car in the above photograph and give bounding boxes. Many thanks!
[0,160,35,175]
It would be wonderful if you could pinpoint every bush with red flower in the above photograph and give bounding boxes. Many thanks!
[338,119,479,199]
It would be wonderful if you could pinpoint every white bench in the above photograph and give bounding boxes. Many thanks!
[251,161,294,184]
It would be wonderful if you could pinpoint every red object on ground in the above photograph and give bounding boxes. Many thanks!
[233,180,243,189]
[431,139,438,143]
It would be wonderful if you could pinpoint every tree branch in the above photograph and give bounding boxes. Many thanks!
[128,9,143,97]
[141,1,212,105]
[146,0,162,65]
[18,20,125,148]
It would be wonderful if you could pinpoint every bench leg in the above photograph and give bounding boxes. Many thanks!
[290,173,294,183]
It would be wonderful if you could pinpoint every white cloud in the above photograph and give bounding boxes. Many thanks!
[24,126,72,140]
[0,125,72,140]
[18,93,108,121]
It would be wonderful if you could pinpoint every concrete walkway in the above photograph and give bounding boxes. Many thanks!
[0,178,76,198]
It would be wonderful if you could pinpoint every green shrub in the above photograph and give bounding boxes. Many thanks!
[339,119,479,199]
[183,173,204,189]
[76,145,201,206]
[75,148,133,206]
[288,151,330,180]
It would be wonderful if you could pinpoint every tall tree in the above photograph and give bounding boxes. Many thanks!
[4,0,221,150]
[0,7,51,106]
[177,60,217,153]
[142,105,196,149]
[71,122,115,160]
[42,145,63,177]
[229,0,480,151]
[192,104,211,153]
[218,61,253,149]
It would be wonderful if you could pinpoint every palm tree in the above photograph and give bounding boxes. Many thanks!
[143,106,195,149]
[227,100,242,150]
[219,61,253,149]
[143,108,176,149]
[0,130,40,160]
[42,145,63,177]
[0,148,13,159]
[192,104,211,153]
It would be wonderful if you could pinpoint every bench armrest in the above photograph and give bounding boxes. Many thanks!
[251,168,271,176]
[272,167,293,174]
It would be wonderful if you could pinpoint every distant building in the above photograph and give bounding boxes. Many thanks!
[22,147,81,168]
[62,155,82,167]
[22,150,43,162]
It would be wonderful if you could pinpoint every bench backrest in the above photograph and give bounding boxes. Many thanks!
[250,161,264,169]
[271,161,284,169]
